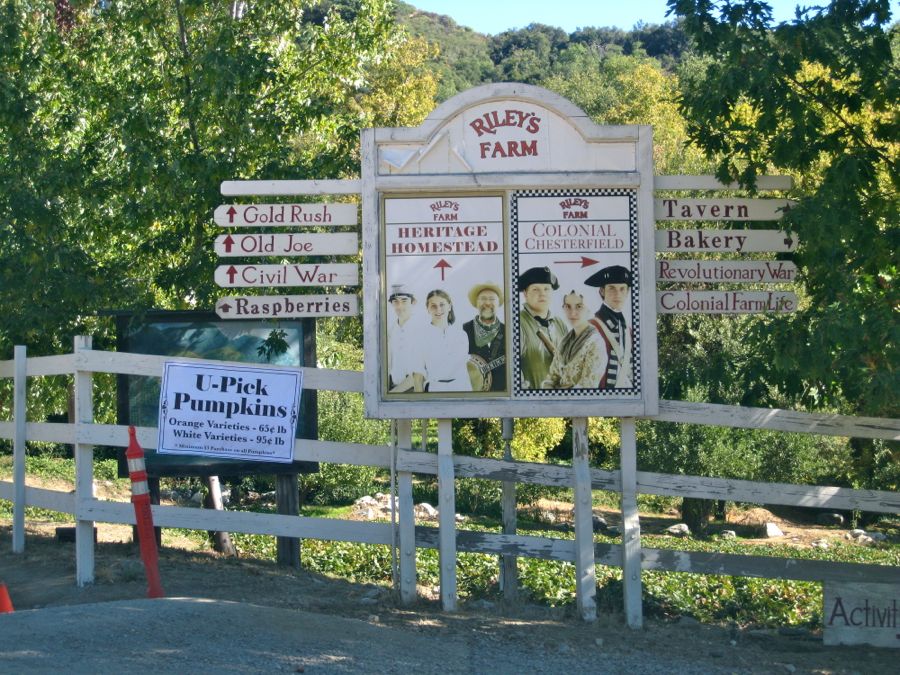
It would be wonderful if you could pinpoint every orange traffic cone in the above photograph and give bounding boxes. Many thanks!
[0,582,14,613]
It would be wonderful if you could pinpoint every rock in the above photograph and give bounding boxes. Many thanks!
[857,535,875,546]
[720,530,737,539]
[781,664,796,673]
[869,531,887,542]
[666,523,691,537]
[592,514,607,532]
[849,528,866,539]
[605,526,621,536]
[811,539,830,549]
[455,513,465,523]
[816,512,844,526]
[417,502,438,518]
[542,511,557,524]
[190,491,204,504]
[763,522,784,538]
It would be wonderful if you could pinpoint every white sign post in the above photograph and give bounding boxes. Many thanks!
[157,362,302,464]
[824,582,900,648]
[214,202,357,227]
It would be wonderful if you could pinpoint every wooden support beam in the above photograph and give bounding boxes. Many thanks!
[12,346,26,553]
[396,420,416,605]
[500,418,517,601]
[620,418,642,629]
[74,336,95,587]
[572,417,597,621]
[437,419,457,611]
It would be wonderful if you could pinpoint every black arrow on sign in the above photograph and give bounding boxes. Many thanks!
[218,302,232,313]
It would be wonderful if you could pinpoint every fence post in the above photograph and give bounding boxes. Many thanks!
[12,345,26,553]
[437,418,457,611]
[74,335,95,586]
[500,417,517,601]
[620,417,642,628]
[572,417,597,620]
[396,419,416,604]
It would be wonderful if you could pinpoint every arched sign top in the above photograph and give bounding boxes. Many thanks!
[376,83,642,176]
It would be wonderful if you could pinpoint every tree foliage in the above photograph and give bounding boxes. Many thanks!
[669,0,898,418]
[0,0,432,362]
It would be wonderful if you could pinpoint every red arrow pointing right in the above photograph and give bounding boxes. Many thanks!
[555,256,600,268]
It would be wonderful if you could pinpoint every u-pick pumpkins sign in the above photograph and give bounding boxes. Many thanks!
[361,84,659,419]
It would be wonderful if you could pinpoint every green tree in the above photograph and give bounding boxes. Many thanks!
[670,0,898,492]
[669,0,898,419]
[0,0,431,364]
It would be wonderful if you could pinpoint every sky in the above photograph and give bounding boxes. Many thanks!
[405,0,808,34]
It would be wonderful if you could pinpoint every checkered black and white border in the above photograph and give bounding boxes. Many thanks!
[510,188,641,400]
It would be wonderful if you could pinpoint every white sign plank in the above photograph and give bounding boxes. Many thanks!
[157,362,302,464]
[655,198,795,221]
[824,582,900,648]
[655,229,798,253]
[214,232,357,257]
[214,263,359,288]
[656,260,797,284]
[214,203,357,227]
[657,290,797,314]
[216,294,358,319]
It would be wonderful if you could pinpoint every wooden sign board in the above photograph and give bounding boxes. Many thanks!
[214,263,358,288]
[655,198,795,221]
[214,203,357,227]
[362,83,659,419]
[214,232,357,257]
[656,229,798,253]
[216,294,358,319]
[657,290,797,314]
[657,260,797,284]
[824,582,900,648]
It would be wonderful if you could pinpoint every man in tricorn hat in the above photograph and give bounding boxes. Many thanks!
[584,265,633,388]
[386,283,425,392]
[462,281,506,392]
[517,266,567,389]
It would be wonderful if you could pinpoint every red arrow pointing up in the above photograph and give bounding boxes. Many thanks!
[434,258,451,281]
[226,206,237,223]
[222,234,235,253]
[226,266,238,284]
[556,256,599,268]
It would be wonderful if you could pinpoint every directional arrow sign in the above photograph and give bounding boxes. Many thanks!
[555,256,599,268]
[214,263,359,288]
[655,198,796,221]
[216,294,359,319]
[655,229,799,253]
[214,202,358,227]
[214,232,358,257]
[434,258,451,281]
[657,260,798,284]
[657,290,798,314]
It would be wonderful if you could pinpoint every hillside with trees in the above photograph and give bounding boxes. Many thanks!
[0,1,896,529]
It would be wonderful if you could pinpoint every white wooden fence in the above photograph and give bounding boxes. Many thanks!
[1,339,898,627]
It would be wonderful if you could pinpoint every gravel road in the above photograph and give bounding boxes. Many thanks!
[1,597,746,674]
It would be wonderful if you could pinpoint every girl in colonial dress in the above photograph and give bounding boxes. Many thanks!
[541,291,608,389]
[421,289,472,392]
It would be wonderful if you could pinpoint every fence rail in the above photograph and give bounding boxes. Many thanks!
[1,343,898,628]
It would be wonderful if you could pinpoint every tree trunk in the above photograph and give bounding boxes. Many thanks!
[203,475,236,556]
[681,497,715,534]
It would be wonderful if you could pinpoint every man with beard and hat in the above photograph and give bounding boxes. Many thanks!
[584,265,633,388]
[517,266,567,389]
[462,281,506,392]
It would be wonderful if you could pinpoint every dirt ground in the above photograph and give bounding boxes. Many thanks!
[1,515,896,674]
